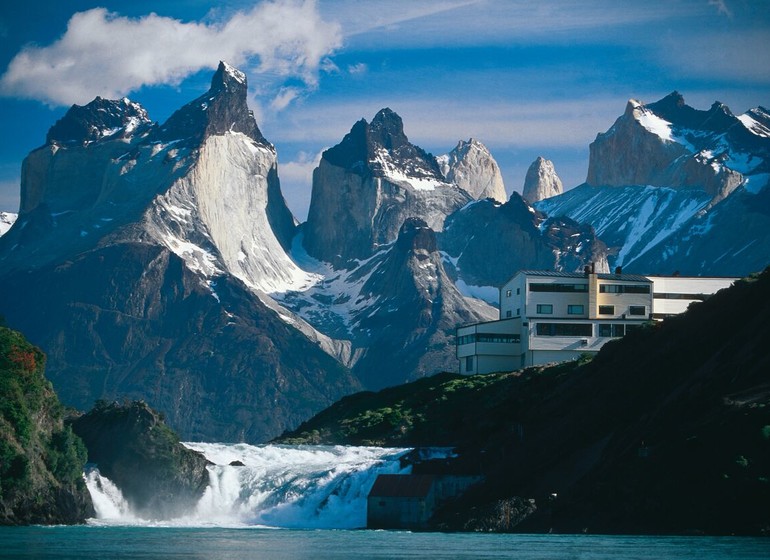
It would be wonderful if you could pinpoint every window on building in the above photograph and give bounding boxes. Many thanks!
[536,304,553,314]
[599,324,626,337]
[516,308,520,316]
[536,323,592,337]
[567,304,584,315]
[629,305,646,316]
[506,310,512,318]
[458,333,520,346]
[506,289,512,297]
[600,284,651,294]
[530,283,588,293]
[599,305,615,315]
[516,288,520,295]
[465,355,474,372]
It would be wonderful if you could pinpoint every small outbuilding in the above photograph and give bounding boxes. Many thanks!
[367,474,436,530]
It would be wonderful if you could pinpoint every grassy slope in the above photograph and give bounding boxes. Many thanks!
[279,268,770,534]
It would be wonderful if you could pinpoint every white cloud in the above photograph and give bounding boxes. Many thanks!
[0,0,342,106]
[270,87,302,111]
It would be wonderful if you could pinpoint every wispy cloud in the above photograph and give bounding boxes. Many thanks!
[268,96,629,151]
[0,0,341,106]
[708,0,733,18]
[328,0,702,49]
[658,29,770,84]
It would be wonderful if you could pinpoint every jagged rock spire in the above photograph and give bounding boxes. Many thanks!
[155,61,268,146]
[522,156,563,203]
[438,138,507,203]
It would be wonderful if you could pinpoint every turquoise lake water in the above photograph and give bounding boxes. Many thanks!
[2,526,768,560]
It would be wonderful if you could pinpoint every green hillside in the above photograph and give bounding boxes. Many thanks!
[279,268,770,534]
[0,326,93,524]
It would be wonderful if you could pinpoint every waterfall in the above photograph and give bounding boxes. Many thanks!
[83,444,412,528]
[84,467,136,522]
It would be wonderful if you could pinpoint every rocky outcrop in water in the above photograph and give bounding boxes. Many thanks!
[71,400,210,519]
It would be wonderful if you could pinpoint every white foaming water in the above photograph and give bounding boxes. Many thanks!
[84,468,136,522]
[84,444,411,528]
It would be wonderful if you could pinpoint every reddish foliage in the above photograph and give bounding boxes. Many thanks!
[8,347,37,371]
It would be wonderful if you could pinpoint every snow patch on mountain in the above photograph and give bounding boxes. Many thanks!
[536,184,712,269]
[146,131,318,294]
[375,148,447,191]
[0,212,16,237]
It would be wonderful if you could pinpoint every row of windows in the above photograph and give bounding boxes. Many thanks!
[536,322,641,338]
[599,305,647,316]
[535,304,646,316]
[457,333,521,345]
[535,304,586,315]
[529,283,588,293]
[599,284,651,294]
[653,292,708,300]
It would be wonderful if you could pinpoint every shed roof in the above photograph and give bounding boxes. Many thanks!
[368,474,435,498]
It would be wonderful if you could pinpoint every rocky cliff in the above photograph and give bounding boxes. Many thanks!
[586,92,767,205]
[0,326,93,525]
[437,138,507,203]
[303,109,473,266]
[350,218,495,389]
[439,193,608,289]
[522,156,563,203]
[538,93,770,275]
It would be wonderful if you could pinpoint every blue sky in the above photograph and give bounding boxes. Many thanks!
[1,0,769,220]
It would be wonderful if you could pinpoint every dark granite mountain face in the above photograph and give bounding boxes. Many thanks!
[350,218,491,389]
[155,61,269,147]
[323,109,442,179]
[439,193,608,287]
[0,243,360,442]
[303,108,471,266]
[0,64,356,443]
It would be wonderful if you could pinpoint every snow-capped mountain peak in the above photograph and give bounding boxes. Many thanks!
[437,138,507,203]
[522,156,563,203]
[46,96,152,146]
[304,109,472,266]
[155,61,269,147]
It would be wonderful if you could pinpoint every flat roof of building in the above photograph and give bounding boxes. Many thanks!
[368,474,435,498]
[515,270,651,283]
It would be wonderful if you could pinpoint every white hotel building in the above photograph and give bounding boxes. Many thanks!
[456,269,737,374]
